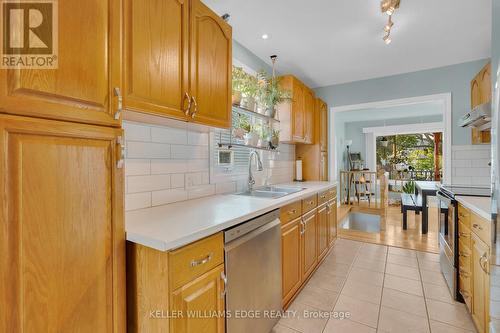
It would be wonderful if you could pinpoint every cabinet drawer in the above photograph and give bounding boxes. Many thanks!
[471,212,491,245]
[458,204,471,227]
[328,186,337,199]
[169,233,224,290]
[458,222,471,249]
[318,190,329,205]
[302,194,318,214]
[280,201,302,224]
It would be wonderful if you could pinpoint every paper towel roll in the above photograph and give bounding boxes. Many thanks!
[296,160,303,181]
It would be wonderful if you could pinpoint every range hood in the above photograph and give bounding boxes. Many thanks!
[459,102,492,130]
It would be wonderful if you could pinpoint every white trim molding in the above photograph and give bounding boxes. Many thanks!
[329,93,452,184]
[362,122,444,135]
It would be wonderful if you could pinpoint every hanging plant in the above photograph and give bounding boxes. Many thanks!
[255,70,291,117]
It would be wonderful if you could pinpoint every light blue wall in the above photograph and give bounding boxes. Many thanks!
[233,40,272,74]
[315,59,490,145]
[344,115,443,164]
[492,1,499,207]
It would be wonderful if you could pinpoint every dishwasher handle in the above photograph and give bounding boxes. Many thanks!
[224,218,281,251]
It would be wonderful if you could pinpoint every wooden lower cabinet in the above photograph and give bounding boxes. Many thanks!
[471,232,490,333]
[0,114,125,332]
[317,204,329,261]
[327,198,338,247]
[171,265,225,333]
[301,209,318,281]
[281,218,302,306]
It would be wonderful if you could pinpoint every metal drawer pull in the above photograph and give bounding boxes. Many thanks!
[190,96,198,118]
[459,251,469,258]
[220,271,227,299]
[308,200,314,205]
[472,223,483,230]
[320,195,327,199]
[459,232,469,237]
[190,253,213,267]
[288,209,297,215]
[183,92,192,115]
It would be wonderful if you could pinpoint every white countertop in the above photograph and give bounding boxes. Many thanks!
[126,181,337,251]
[456,196,492,220]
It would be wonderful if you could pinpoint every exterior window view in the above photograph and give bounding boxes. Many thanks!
[1,0,499,333]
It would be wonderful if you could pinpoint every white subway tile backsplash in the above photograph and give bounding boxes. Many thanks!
[125,192,151,211]
[123,122,151,142]
[127,141,170,159]
[171,145,209,159]
[152,189,188,206]
[151,126,188,144]
[125,159,150,176]
[124,121,295,211]
[127,174,171,193]
[171,174,185,188]
[451,144,491,186]
[151,159,188,174]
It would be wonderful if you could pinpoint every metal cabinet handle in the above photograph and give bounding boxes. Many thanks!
[288,209,297,215]
[220,271,227,299]
[308,200,314,205]
[190,253,213,267]
[190,96,198,118]
[114,87,123,120]
[459,232,469,238]
[473,223,483,230]
[183,92,192,115]
[116,136,125,169]
[300,220,305,235]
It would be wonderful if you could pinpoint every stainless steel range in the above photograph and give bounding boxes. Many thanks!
[436,185,490,301]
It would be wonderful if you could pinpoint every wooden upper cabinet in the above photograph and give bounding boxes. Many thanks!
[0,114,125,332]
[319,99,328,152]
[471,62,491,144]
[303,88,315,144]
[189,0,232,128]
[278,75,308,143]
[123,0,189,121]
[0,0,122,127]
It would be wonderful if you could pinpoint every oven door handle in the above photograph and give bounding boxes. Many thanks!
[436,192,452,206]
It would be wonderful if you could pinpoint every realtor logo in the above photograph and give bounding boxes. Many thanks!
[1,0,58,68]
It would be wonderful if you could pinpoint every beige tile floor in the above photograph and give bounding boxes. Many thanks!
[272,239,477,333]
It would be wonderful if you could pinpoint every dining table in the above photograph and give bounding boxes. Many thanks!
[414,181,440,234]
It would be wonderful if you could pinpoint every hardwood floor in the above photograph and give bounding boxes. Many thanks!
[337,204,440,253]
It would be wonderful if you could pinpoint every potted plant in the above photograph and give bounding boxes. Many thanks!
[243,126,259,147]
[255,70,291,117]
[233,114,250,139]
[270,129,280,149]
[232,66,246,105]
[240,72,259,111]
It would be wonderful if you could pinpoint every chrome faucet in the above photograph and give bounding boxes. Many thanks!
[248,150,263,191]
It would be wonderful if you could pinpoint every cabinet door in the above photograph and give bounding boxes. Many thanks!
[303,88,315,144]
[328,198,338,246]
[301,210,318,280]
[171,265,225,333]
[471,232,489,333]
[0,0,121,127]
[292,82,306,142]
[319,100,328,152]
[0,114,125,332]
[320,151,329,181]
[189,0,232,128]
[281,218,302,306]
[123,0,189,121]
[317,205,329,261]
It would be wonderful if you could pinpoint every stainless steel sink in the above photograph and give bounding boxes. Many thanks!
[237,186,305,199]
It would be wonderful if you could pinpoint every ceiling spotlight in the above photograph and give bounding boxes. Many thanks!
[261,34,269,40]
[383,34,392,45]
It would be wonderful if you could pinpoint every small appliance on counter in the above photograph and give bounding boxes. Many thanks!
[436,184,491,302]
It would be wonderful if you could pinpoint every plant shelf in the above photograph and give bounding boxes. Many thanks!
[232,105,280,124]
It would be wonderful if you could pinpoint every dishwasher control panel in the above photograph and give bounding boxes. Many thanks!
[224,209,280,243]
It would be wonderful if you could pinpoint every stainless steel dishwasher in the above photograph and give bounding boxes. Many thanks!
[224,209,282,333]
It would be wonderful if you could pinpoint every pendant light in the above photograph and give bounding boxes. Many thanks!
[380,137,389,147]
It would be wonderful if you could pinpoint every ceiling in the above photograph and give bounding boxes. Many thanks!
[204,0,492,88]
